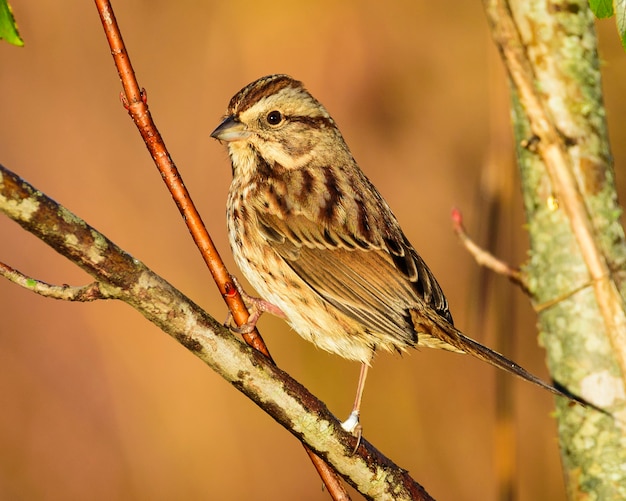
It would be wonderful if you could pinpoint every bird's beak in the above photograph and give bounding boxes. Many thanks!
[210,115,251,142]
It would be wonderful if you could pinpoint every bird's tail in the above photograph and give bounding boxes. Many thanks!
[410,308,570,399]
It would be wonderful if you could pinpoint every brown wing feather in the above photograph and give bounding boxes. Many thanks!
[275,234,419,347]
[255,168,456,351]
[260,205,572,397]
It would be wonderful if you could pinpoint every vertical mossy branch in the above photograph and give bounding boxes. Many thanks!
[484,0,626,498]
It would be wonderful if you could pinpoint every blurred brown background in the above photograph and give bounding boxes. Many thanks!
[1,2,625,500]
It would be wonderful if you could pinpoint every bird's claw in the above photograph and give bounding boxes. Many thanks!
[341,410,360,433]
[224,275,286,334]
[341,410,363,451]
[226,308,262,334]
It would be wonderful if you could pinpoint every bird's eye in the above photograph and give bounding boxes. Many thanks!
[266,110,283,125]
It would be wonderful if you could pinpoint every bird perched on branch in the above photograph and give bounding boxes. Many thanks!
[211,74,566,433]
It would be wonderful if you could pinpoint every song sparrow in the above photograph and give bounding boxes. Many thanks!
[211,74,564,432]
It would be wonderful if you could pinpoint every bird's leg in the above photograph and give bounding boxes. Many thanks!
[341,361,370,446]
[225,275,286,334]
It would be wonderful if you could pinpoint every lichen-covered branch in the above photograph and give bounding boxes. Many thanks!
[483,0,626,498]
[483,0,626,396]
[0,262,109,301]
[0,163,434,501]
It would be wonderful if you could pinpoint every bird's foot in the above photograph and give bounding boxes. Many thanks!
[224,276,285,334]
[341,410,363,451]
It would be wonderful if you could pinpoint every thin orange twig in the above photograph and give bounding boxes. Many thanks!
[92,1,350,498]
[93,0,266,354]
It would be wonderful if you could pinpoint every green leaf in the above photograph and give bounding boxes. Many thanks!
[0,0,23,47]
[617,0,626,50]
[589,0,614,18]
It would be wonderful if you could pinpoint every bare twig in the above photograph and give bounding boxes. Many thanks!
[451,208,529,294]
[483,0,626,388]
[533,282,593,314]
[0,163,434,501]
[92,1,352,497]
[0,262,110,301]
[93,0,267,355]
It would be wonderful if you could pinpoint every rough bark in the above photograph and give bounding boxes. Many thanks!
[497,0,626,498]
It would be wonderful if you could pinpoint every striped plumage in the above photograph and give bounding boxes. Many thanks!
[211,75,565,427]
